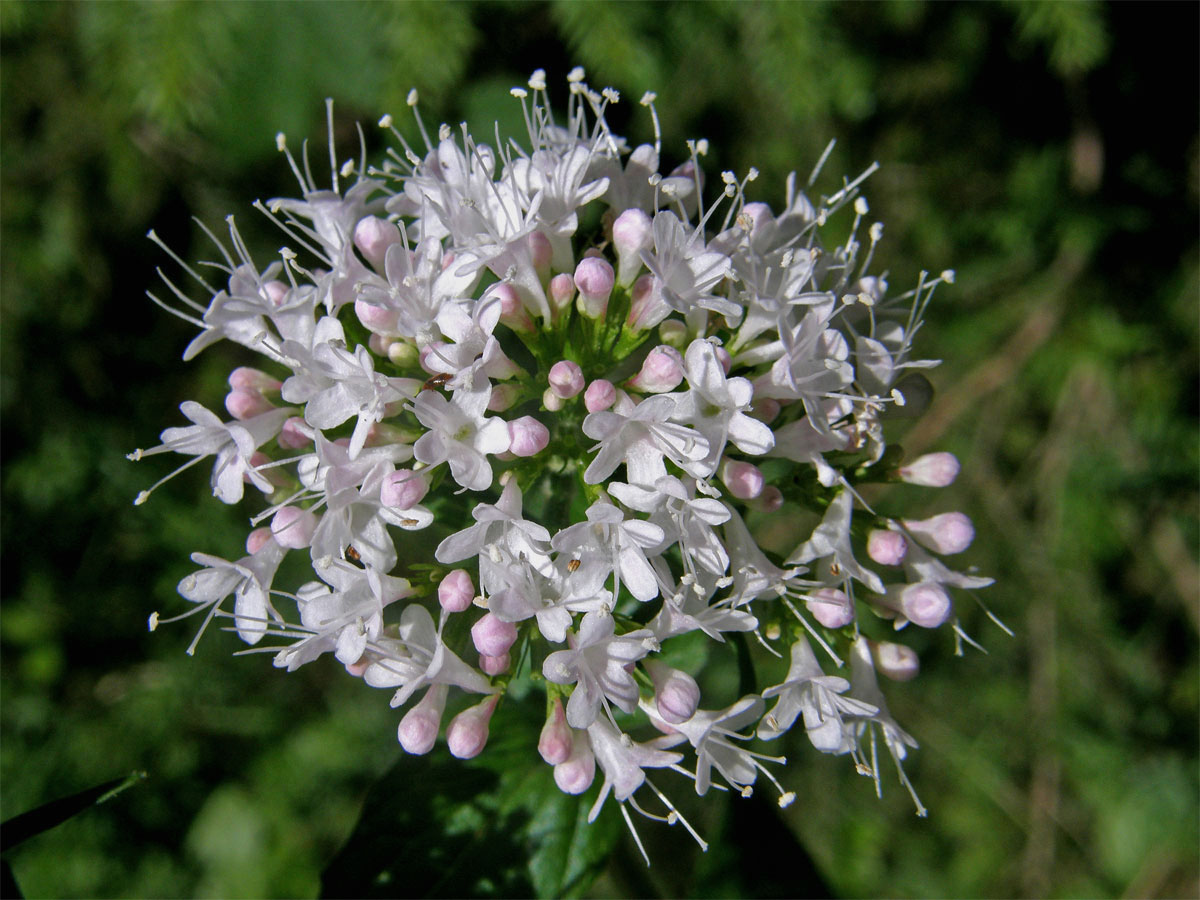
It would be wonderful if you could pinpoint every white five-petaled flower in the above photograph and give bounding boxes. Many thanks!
[411,387,510,491]
[543,612,657,728]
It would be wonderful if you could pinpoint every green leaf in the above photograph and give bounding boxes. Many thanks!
[1,771,146,854]
[526,782,620,899]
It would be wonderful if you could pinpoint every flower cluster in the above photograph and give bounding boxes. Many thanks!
[134,68,995,856]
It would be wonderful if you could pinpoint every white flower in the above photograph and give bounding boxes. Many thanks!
[582,394,709,486]
[361,603,493,706]
[551,499,665,602]
[669,339,775,469]
[542,612,657,728]
[758,636,878,751]
[411,388,510,491]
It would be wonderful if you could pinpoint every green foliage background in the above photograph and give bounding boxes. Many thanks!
[2,1,1196,897]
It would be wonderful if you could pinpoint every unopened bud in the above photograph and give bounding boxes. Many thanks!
[548,360,585,399]
[507,416,550,457]
[750,484,784,513]
[542,388,565,412]
[657,316,687,348]
[553,738,596,795]
[438,569,475,613]
[806,587,854,629]
[903,512,974,555]
[278,416,313,449]
[475,384,513,414]
[398,684,448,755]
[721,459,764,500]
[574,257,614,318]
[583,379,616,412]
[898,582,952,628]
[228,367,281,393]
[528,230,553,278]
[549,273,575,317]
[489,282,534,334]
[628,345,684,393]
[355,299,400,334]
[471,612,518,657]
[898,452,960,487]
[246,526,274,555]
[612,208,653,286]
[538,697,573,765]
[380,469,428,509]
[353,216,402,271]
[270,506,318,550]
[867,528,908,566]
[446,694,499,760]
[387,340,419,368]
[645,660,700,724]
[871,641,920,681]
[225,388,274,421]
[479,653,510,676]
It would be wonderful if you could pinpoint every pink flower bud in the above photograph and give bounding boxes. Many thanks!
[278,416,313,449]
[721,459,764,500]
[270,506,317,550]
[628,345,684,393]
[645,661,700,724]
[542,388,565,412]
[225,388,274,421]
[553,739,595,795]
[898,582,952,628]
[806,587,855,629]
[507,416,550,457]
[612,208,652,286]
[353,216,402,271]
[471,612,517,657]
[438,569,475,613]
[479,653,510,676]
[380,469,428,509]
[548,360,585,399]
[657,317,687,348]
[245,526,274,555]
[528,230,553,276]
[488,383,520,412]
[749,397,781,424]
[903,512,974,555]
[751,485,784,513]
[538,697,573,765]
[625,272,667,333]
[867,529,908,566]
[898,452,960,487]
[871,641,920,681]
[228,367,281,393]
[446,695,499,760]
[387,340,419,368]
[489,282,534,334]
[397,684,448,755]
[584,379,616,412]
[355,299,400,334]
[574,257,614,318]
[549,273,575,316]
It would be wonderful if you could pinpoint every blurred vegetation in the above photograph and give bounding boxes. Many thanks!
[2,1,1196,897]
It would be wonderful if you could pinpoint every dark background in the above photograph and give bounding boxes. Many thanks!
[2,2,1197,896]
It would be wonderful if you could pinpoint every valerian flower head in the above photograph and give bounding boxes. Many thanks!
[135,67,999,861]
